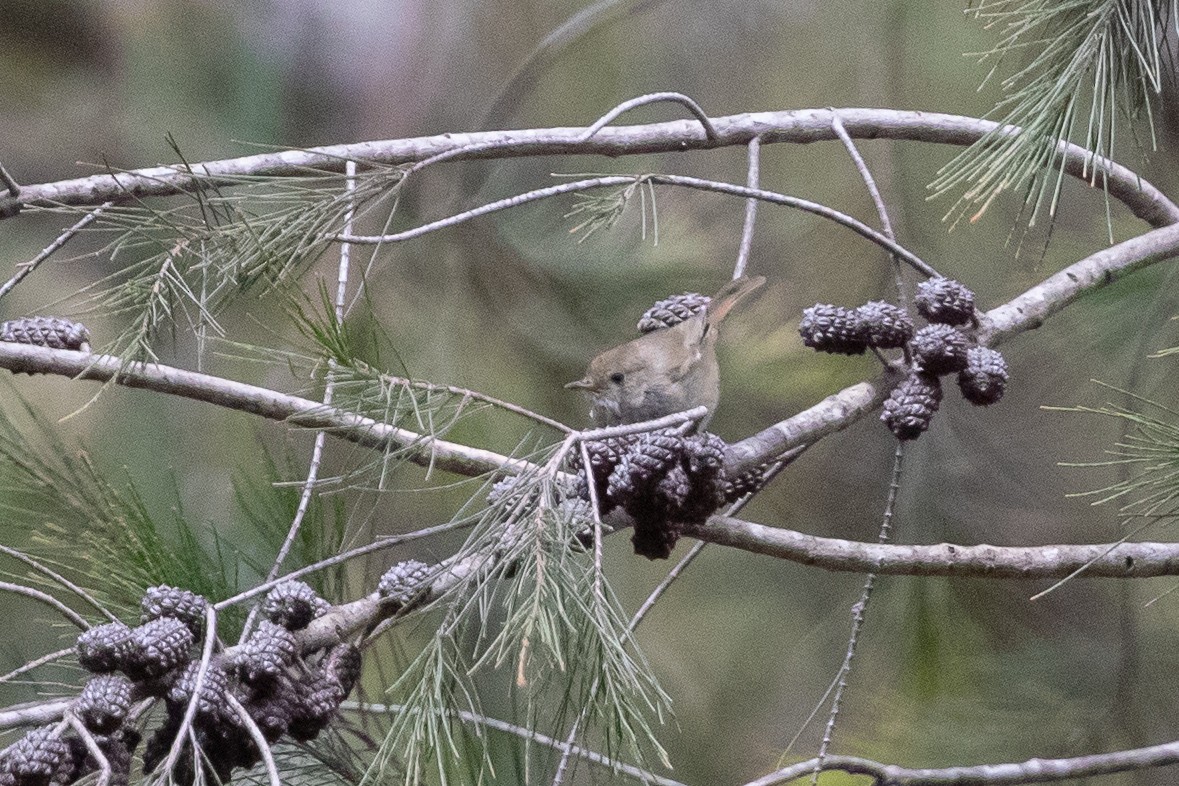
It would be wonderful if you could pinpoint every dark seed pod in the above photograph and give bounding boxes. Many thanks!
[630,514,682,561]
[76,622,135,674]
[683,432,727,475]
[289,672,344,742]
[572,435,637,514]
[76,674,133,734]
[723,464,771,502]
[909,323,970,375]
[606,431,684,505]
[676,433,728,525]
[881,374,943,440]
[915,277,976,326]
[167,660,230,720]
[241,676,298,743]
[957,346,1009,406]
[856,301,914,349]
[125,617,195,681]
[0,317,90,351]
[260,580,326,631]
[237,621,296,684]
[377,559,433,608]
[141,585,207,637]
[324,643,362,696]
[637,293,711,333]
[655,465,693,512]
[3,727,68,786]
[799,304,869,355]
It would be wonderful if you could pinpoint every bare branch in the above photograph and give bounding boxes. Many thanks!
[338,174,937,276]
[687,516,1179,579]
[14,109,1178,228]
[745,738,1179,785]
[0,344,538,479]
[733,136,762,279]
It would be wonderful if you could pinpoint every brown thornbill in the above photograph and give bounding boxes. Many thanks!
[566,275,765,429]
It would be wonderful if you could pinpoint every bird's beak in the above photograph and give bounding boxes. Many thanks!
[565,378,593,391]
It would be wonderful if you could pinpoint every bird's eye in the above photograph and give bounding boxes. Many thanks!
[609,372,625,385]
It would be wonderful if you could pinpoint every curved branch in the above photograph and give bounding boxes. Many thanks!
[687,517,1179,579]
[746,738,1179,785]
[15,109,1179,228]
[337,174,937,277]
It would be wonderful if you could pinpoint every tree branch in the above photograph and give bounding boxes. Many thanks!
[746,737,1179,785]
[14,108,1179,228]
[688,516,1179,579]
[0,346,532,479]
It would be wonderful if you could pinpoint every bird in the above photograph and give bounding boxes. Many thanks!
[565,275,765,429]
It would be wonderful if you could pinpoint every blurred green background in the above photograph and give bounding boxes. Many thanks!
[2,0,1179,783]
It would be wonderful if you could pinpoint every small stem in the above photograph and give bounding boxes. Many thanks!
[734,136,762,279]
[830,111,909,302]
[579,91,719,141]
[0,580,89,630]
[812,445,904,781]
[0,202,111,301]
[225,693,282,786]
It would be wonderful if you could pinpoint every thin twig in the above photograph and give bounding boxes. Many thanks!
[242,161,360,642]
[0,647,74,687]
[157,606,218,783]
[830,111,908,301]
[67,714,111,786]
[225,693,282,786]
[0,202,111,301]
[811,444,904,782]
[0,543,118,623]
[812,113,909,779]
[579,91,719,141]
[733,136,762,279]
[0,580,89,630]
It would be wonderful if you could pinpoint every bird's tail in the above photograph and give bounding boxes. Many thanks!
[706,274,766,324]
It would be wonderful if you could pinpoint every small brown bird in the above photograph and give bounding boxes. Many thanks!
[566,275,765,428]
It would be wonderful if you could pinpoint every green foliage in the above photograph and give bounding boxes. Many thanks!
[0,391,232,615]
[935,0,1176,226]
[51,152,405,363]
[1052,383,1179,521]
[231,446,347,596]
[563,175,658,242]
[0,388,347,631]
[367,462,669,785]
